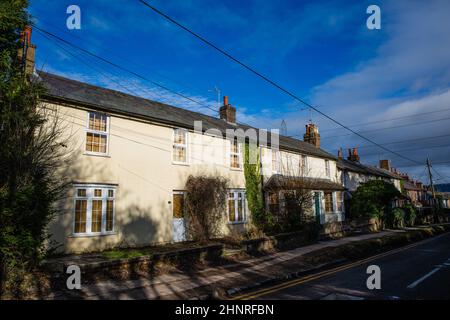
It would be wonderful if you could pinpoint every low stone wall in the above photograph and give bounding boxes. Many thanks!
[49,244,224,281]
[241,230,314,253]
[349,217,381,233]
[320,221,349,239]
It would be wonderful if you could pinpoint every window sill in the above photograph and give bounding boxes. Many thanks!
[228,221,247,225]
[172,161,190,166]
[230,167,243,172]
[69,232,117,238]
[84,152,111,158]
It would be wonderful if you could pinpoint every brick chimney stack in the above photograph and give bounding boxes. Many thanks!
[379,159,391,172]
[303,123,320,148]
[219,96,236,124]
[337,148,343,160]
[347,148,360,162]
[17,25,36,76]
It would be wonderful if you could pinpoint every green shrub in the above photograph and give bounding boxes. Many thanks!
[403,204,417,226]
[386,208,405,229]
[349,180,401,224]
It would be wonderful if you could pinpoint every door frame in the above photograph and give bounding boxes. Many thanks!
[313,191,322,224]
[172,191,186,242]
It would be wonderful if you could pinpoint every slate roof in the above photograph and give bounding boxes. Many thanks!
[337,158,401,180]
[403,180,422,191]
[37,71,337,160]
[264,174,345,191]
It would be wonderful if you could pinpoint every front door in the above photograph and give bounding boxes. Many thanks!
[172,192,186,242]
[314,192,321,224]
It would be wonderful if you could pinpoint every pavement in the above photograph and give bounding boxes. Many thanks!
[237,231,450,300]
[53,230,398,299]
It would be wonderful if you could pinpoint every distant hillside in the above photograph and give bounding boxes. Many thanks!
[435,183,450,192]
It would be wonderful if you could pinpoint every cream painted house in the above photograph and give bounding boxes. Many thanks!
[259,124,345,225]
[336,149,403,212]
[37,71,345,254]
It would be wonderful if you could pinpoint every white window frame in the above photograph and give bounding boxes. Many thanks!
[227,190,246,224]
[300,154,308,174]
[325,159,331,177]
[172,128,189,165]
[272,149,281,174]
[323,191,334,213]
[73,184,116,236]
[230,138,242,170]
[335,191,344,213]
[85,111,110,156]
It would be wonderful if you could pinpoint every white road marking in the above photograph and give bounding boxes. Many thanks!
[407,267,442,289]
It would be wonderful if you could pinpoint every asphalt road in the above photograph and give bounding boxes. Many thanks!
[243,232,450,300]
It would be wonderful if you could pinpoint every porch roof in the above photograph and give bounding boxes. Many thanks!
[264,174,346,191]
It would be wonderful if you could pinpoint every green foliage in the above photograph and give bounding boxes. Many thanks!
[403,203,417,226]
[243,143,268,230]
[0,1,68,297]
[386,208,405,229]
[349,180,401,224]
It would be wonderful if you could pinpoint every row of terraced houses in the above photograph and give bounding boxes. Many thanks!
[22,29,431,254]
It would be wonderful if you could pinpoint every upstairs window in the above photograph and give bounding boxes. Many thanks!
[230,138,242,169]
[325,159,331,177]
[300,155,308,174]
[272,150,280,173]
[74,185,116,235]
[86,112,109,155]
[173,128,188,164]
[228,190,246,223]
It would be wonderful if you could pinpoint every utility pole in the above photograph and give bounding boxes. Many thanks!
[427,158,436,202]
[426,158,439,224]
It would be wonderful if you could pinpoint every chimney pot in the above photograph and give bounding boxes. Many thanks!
[219,96,236,123]
[347,147,360,162]
[18,25,36,76]
[379,159,391,172]
[303,123,320,148]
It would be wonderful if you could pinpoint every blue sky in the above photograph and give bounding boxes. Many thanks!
[29,0,450,183]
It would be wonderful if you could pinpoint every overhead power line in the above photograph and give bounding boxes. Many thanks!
[137,0,423,166]
[320,107,450,133]
[359,142,450,157]
[32,11,217,100]
[37,29,187,108]
[321,116,450,139]
[33,25,264,131]
[32,24,219,115]
[340,133,450,150]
